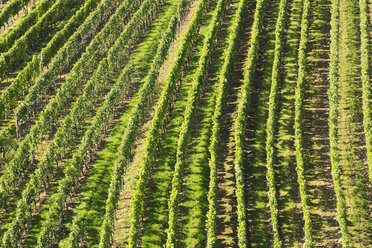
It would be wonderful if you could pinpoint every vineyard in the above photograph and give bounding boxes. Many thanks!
[0,0,370,246]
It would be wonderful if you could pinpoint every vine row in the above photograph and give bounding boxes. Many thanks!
[0,0,100,120]
[359,0,372,183]
[0,0,58,52]
[293,0,313,245]
[205,0,247,245]
[165,0,227,245]
[328,0,350,245]
[126,0,208,245]
[35,0,167,245]
[0,0,85,79]
[0,0,157,240]
[232,0,267,245]
[36,63,135,247]
[95,2,189,246]
[0,0,33,28]
[11,0,124,136]
[0,0,141,207]
[264,0,288,245]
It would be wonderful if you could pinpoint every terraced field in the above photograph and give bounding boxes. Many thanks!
[0,0,370,246]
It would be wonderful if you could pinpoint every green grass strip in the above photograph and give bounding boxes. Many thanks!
[165,0,227,245]
[126,0,209,245]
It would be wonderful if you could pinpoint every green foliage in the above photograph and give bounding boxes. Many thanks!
[35,0,168,243]
[0,0,33,28]
[66,214,86,248]
[205,0,247,246]
[293,0,313,246]
[232,0,267,245]
[0,0,124,152]
[0,0,138,209]
[58,61,136,247]
[328,0,350,246]
[0,0,368,245]
[0,0,159,244]
[14,0,136,128]
[0,0,100,120]
[97,2,190,247]
[0,0,58,53]
[164,0,226,246]
[264,0,287,246]
[359,0,372,184]
[126,0,208,245]
[0,0,84,80]
[35,63,134,248]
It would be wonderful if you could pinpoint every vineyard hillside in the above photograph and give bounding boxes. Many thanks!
[0,0,370,246]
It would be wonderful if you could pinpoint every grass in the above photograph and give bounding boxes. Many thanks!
[179,75,215,247]
[52,0,183,246]
[243,0,279,245]
[139,3,218,246]
[177,0,239,246]
[0,0,86,167]
[0,0,370,246]
[109,1,205,245]
[0,0,181,246]
[274,0,303,245]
